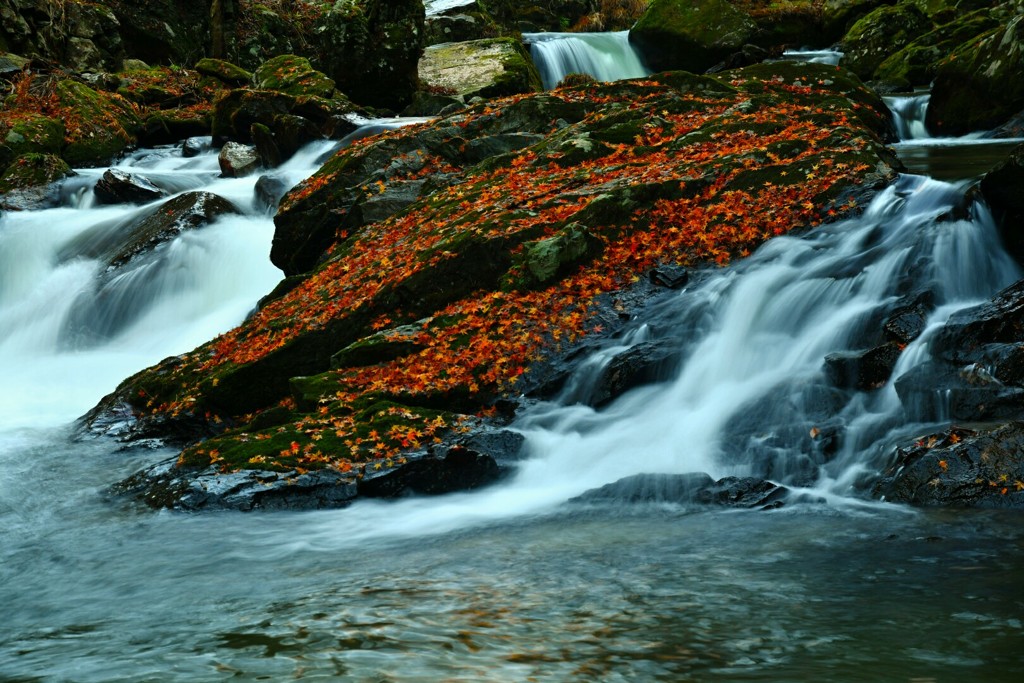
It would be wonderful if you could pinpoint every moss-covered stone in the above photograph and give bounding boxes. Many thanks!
[0,152,71,195]
[1,113,64,159]
[419,38,543,100]
[840,3,932,80]
[55,79,141,167]
[873,11,1000,87]
[927,15,1024,136]
[252,55,336,99]
[194,58,253,86]
[629,0,757,73]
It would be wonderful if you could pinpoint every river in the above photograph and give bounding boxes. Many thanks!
[2,61,1024,681]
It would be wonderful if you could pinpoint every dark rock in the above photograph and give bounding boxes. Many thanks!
[218,141,260,178]
[106,0,209,66]
[629,0,756,74]
[980,144,1024,265]
[874,423,1024,508]
[424,13,492,46]
[824,342,902,391]
[110,458,358,511]
[319,0,425,110]
[402,92,464,117]
[572,472,788,509]
[927,17,1024,136]
[589,340,677,407]
[106,191,241,268]
[251,122,282,168]
[464,133,545,163]
[93,168,167,205]
[649,264,689,289]
[883,301,929,344]
[460,429,527,467]
[357,446,501,498]
[895,360,1024,423]
[182,136,212,158]
[254,173,289,214]
[934,279,1024,354]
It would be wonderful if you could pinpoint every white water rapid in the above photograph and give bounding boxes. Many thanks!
[523,31,650,89]
[0,143,325,429]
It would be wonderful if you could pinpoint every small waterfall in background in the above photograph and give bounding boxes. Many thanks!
[523,31,650,89]
[781,48,844,66]
[885,93,932,140]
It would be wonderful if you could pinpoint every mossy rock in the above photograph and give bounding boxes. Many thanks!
[56,79,141,167]
[139,108,212,147]
[840,3,932,80]
[927,16,1024,136]
[0,153,71,195]
[873,10,1001,88]
[1,113,64,158]
[507,223,602,289]
[419,38,542,100]
[194,58,253,86]
[253,55,336,99]
[629,0,757,73]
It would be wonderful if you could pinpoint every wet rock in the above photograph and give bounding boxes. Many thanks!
[254,173,289,214]
[883,301,929,344]
[927,16,1024,136]
[54,78,140,166]
[512,223,601,288]
[218,142,260,178]
[588,340,677,407]
[649,264,689,289]
[357,446,501,498]
[111,458,359,511]
[419,38,542,100]
[874,423,1024,508]
[824,342,902,391]
[106,191,241,269]
[572,472,788,509]
[980,144,1024,265]
[461,429,527,467]
[93,168,166,205]
[182,136,212,158]
[629,0,756,74]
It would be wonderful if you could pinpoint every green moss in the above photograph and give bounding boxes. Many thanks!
[194,57,253,86]
[0,153,71,193]
[2,113,64,157]
[253,55,336,98]
[56,79,141,166]
[630,0,757,73]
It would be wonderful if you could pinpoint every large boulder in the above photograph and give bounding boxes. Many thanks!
[0,0,124,71]
[418,38,543,100]
[318,0,425,110]
[840,3,932,80]
[54,78,141,166]
[927,15,1024,136]
[93,168,167,205]
[629,0,757,74]
[252,54,336,99]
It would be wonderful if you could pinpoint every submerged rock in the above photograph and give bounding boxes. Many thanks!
[572,472,789,509]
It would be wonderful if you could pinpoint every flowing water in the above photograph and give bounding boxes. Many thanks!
[2,107,1024,678]
[523,31,650,90]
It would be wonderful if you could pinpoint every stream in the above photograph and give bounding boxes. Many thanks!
[2,48,1024,681]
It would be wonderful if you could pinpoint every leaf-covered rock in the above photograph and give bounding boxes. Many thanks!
[87,62,900,509]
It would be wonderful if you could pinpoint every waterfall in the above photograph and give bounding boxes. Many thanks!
[885,94,932,140]
[523,31,650,90]
[287,173,1020,544]
[781,48,844,66]
[0,141,337,430]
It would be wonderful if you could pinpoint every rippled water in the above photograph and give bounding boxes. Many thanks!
[2,429,1023,681]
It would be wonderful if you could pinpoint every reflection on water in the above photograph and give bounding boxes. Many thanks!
[894,139,1023,181]
[1,435,1023,681]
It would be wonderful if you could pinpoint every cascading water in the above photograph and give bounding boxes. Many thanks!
[3,93,1024,681]
[523,31,650,89]
[885,93,932,140]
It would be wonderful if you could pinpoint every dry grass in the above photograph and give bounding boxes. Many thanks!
[572,0,652,32]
